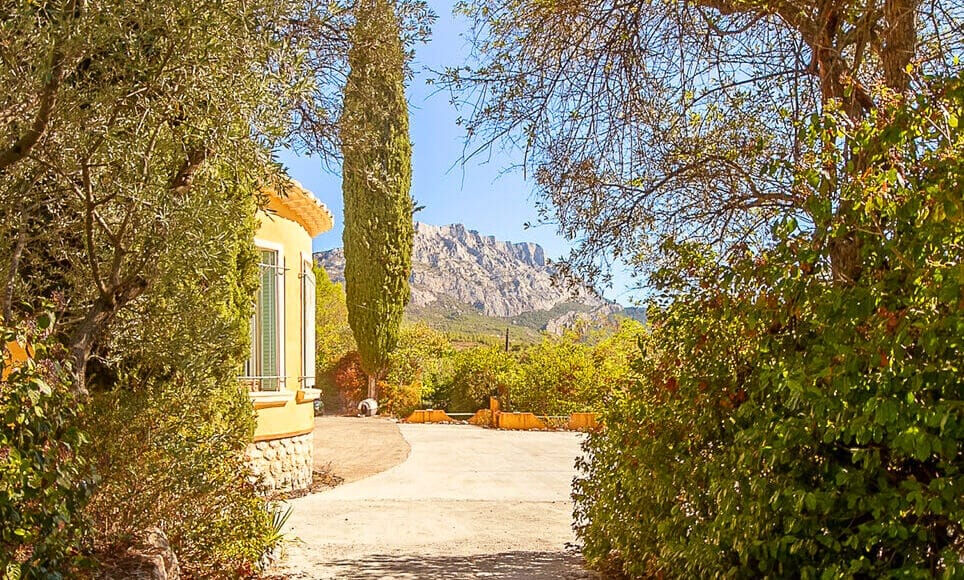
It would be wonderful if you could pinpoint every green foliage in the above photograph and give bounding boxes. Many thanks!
[80,176,278,577]
[83,382,273,578]
[0,0,352,388]
[0,321,93,579]
[313,264,357,414]
[301,308,642,418]
[360,319,648,415]
[314,264,356,377]
[507,321,644,415]
[105,173,260,383]
[0,0,431,575]
[384,323,453,408]
[432,345,521,412]
[511,331,596,416]
[574,76,964,577]
[342,0,415,386]
[589,318,645,396]
[573,272,753,577]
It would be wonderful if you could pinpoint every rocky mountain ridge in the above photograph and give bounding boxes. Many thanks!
[315,222,622,334]
[315,222,622,335]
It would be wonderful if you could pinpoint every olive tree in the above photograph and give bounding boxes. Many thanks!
[0,0,430,392]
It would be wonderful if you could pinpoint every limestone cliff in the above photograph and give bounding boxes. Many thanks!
[315,222,616,334]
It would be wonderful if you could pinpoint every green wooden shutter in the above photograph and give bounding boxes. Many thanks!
[259,249,279,390]
[302,262,316,388]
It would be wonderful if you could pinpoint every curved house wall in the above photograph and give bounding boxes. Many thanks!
[246,209,319,493]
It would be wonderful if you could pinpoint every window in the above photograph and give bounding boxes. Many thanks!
[244,247,284,391]
[301,259,316,388]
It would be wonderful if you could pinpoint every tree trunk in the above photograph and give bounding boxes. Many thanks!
[881,0,919,93]
[367,373,377,401]
[66,276,148,395]
[804,1,916,285]
[67,303,110,396]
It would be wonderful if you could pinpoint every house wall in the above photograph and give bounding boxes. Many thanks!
[253,208,312,401]
[248,208,319,493]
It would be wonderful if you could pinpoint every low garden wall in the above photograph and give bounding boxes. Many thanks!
[410,407,601,432]
[246,432,313,493]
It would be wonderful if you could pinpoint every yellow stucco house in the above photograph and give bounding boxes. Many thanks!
[242,182,332,493]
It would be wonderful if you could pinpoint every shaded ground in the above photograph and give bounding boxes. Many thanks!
[311,416,410,484]
[279,423,593,579]
[302,550,589,579]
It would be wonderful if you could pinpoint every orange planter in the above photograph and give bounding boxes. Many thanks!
[496,412,547,430]
[404,409,457,423]
[568,412,600,431]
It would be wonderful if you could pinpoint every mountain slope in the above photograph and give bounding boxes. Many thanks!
[315,222,623,339]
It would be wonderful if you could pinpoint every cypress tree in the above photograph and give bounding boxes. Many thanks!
[341,0,414,402]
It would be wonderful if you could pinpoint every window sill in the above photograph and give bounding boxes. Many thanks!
[296,388,321,404]
[249,390,295,409]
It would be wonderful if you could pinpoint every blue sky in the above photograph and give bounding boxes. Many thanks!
[277,0,640,304]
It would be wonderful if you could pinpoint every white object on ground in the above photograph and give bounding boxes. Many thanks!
[357,398,378,416]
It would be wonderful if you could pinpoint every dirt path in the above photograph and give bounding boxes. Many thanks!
[279,423,593,579]
[311,416,410,484]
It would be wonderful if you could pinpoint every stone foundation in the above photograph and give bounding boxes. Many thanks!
[246,432,313,493]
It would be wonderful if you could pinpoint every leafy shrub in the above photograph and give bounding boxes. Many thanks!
[386,324,453,397]
[506,322,644,415]
[79,184,279,578]
[0,320,93,579]
[574,77,964,577]
[325,351,367,412]
[433,345,521,412]
[403,320,644,415]
[511,331,596,416]
[83,378,274,578]
[379,323,454,413]
[378,379,422,418]
[573,269,753,577]
[588,318,646,400]
[314,265,356,384]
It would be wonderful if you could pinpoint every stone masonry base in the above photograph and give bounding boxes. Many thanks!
[246,432,313,493]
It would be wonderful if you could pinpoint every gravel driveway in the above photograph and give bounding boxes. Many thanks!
[310,416,411,484]
[278,422,592,579]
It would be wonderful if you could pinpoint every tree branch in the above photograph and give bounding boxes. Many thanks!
[0,58,64,172]
[879,0,919,92]
[169,147,208,195]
